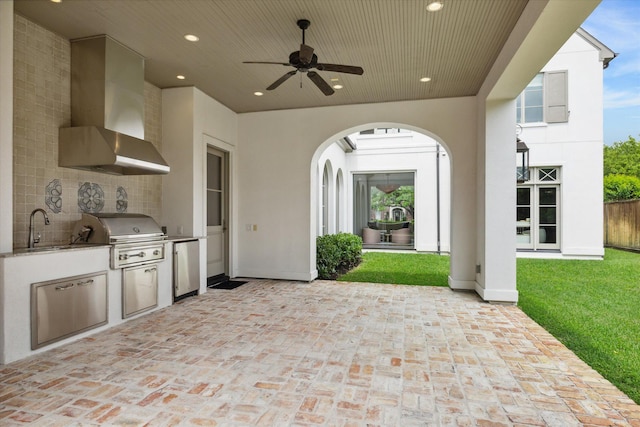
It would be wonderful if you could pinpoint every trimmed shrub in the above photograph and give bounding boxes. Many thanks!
[604,174,640,202]
[316,233,362,279]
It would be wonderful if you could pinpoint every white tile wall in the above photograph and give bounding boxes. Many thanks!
[13,15,163,249]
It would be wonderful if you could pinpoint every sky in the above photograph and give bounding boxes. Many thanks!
[581,0,640,145]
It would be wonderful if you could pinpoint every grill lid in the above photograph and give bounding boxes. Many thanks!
[73,213,165,244]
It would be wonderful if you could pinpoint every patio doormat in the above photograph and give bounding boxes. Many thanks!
[208,280,248,290]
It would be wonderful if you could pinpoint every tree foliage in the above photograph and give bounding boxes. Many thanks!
[604,136,640,178]
[603,174,640,202]
[370,186,415,219]
[603,136,640,201]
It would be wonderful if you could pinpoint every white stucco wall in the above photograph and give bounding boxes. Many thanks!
[162,87,238,237]
[236,97,478,284]
[162,86,238,280]
[519,32,606,258]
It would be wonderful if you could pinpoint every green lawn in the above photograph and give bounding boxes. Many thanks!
[337,249,640,404]
[338,251,450,286]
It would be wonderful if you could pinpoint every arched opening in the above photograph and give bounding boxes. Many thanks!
[313,124,452,256]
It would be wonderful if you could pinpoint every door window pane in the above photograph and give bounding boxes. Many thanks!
[539,207,556,224]
[539,187,556,204]
[207,190,221,226]
[517,187,530,205]
[517,207,531,221]
[207,153,221,190]
[540,226,556,243]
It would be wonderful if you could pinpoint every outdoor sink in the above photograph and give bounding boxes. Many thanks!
[24,245,73,252]
[15,244,104,255]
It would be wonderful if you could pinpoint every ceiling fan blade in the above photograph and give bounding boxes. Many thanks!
[307,71,334,96]
[266,70,298,90]
[316,63,364,75]
[299,44,314,64]
[244,61,291,66]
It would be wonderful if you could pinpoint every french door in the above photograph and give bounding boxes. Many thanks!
[517,183,560,251]
[206,147,227,279]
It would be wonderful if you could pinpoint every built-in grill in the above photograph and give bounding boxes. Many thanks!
[72,213,166,269]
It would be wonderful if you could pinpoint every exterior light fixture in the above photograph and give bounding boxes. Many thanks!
[184,34,199,42]
[420,77,432,82]
[332,84,343,90]
[517,138,530,183]
[254,91,264,96]
[176,75,186,80]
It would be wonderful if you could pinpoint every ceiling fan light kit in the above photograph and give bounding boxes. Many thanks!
[244,19,364,96]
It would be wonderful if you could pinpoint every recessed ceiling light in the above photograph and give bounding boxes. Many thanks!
[184,34,199,42]
[420,77,432,82]
[177,75,186,80]
[51,0,62,3]
[333,84,344,90]
[330,78,340,82]
[426,1,443,12]
[254,91,264,96]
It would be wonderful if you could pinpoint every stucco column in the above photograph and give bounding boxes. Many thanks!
[448,120,479,292]
[0,1,14,253]
[475,99,518,303]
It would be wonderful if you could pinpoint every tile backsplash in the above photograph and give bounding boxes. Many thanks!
[13,15,163,249]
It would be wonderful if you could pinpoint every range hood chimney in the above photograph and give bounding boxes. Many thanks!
[59,35,170,175]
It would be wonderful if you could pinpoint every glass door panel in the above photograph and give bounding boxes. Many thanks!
[206,148,226,279]
[516,187,532,247]
[538,186,558,247]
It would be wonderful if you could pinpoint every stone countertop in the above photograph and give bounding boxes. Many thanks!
[0,243,110,258]
[166,236,204,243]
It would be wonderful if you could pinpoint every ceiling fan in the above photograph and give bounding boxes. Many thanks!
[244,19,364,96]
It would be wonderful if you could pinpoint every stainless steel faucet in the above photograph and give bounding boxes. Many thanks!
[28,208,50,248]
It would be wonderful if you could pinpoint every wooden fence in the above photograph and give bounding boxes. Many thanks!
[604,200,640,250]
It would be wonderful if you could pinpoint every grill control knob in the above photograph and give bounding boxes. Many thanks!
[119,254,129,260]
[153,250,160,256]
[138,251,146,257]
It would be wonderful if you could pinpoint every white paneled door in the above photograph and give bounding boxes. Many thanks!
[206,147,227,279]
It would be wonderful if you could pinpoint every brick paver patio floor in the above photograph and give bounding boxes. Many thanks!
[1,280,639,426]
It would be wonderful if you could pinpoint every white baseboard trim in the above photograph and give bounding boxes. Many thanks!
[474,283,518,303]
[448,276,475,290]
[236,268,318,282]
[517,251,603,260]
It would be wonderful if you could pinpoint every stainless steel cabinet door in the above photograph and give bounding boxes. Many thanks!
[75,275,109,329]
[31,272,107,350]
[174,240,199,298]
[122,264,158,318]
[33,279,76,348]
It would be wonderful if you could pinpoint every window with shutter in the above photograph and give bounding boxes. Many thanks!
[545,70,568,123]
[517,71,569,124]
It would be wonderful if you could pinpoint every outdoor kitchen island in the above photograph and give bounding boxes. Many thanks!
[0,242,173,364]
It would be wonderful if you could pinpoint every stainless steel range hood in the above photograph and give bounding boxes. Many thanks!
[59,35,169,175]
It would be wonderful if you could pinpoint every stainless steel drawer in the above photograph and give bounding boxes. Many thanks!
[31,272,108,350]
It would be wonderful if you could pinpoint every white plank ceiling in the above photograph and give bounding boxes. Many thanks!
[14,0,528,113]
